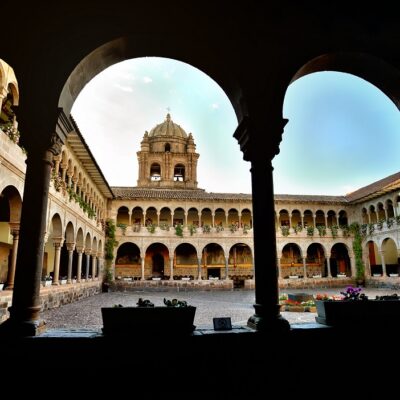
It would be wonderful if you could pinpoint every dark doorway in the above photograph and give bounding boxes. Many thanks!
[208,268,220,279]
[152,253,164,277]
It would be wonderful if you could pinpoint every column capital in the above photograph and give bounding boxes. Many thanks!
[9,222,20,236]
[85,250,92,256]
[233,116,288,162]
[76,246,85,253]
[66,242,76,252]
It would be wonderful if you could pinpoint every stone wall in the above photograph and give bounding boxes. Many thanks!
[0,281,101,323]
[112,279,234,291]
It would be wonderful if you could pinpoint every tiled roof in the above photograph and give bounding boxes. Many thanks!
[345,172,400,202]
[111,187,347,203]
[274,194,347,203]
[112,187,252,201]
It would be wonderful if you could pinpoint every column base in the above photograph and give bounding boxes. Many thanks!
[0,318,47,337]
[247,303,290,333]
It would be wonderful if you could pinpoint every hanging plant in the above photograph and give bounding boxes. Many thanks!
[175,223,183,237]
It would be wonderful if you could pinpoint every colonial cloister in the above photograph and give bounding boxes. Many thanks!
[2,3,400,392]
[1,56,400,306]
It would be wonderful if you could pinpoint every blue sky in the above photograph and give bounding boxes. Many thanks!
[71,57,400,195]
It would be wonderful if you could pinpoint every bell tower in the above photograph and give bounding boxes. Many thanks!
[137,114,199,189]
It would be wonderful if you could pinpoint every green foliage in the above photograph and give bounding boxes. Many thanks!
[175,223,183,237]
[105,219,118,261]
[147,223,156,233]
[317,225,326,237]
[117,222,127,235]
[202,224,211,233]
[281,225,290,236]
[163,298,189,307]
[330,224,338,238]
[188,224,197,236]
[306,225,314,236]
[349,222,365,281]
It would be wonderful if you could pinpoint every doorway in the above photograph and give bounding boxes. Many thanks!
[152,253,164,277]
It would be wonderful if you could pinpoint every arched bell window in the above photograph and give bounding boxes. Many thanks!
[150,163,161,181]
[174,164,185,181]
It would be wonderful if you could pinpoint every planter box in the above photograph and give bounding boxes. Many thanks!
[101,306,196,336]
[315,300,400,327]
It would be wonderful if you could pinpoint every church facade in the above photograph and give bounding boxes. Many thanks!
[1,60,400,295]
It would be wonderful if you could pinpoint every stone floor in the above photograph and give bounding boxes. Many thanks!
[40,286,398,329]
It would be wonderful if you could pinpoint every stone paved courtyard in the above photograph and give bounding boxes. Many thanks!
[40,286,399,330]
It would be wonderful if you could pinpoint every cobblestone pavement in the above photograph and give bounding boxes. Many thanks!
[41,286,399,330]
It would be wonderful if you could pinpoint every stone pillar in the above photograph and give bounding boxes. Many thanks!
[233,115,289,332]
[128,211,132,226]
[302,256,308,279]
[0,129,65,336]
[169,257,174,279]
[5,224,20,290]
[66,243,75,283]
[211,212,215,227]
[312,214,316,228]
[380,250,387,276]
[85,251,91,280]
[170,211,173,227]
[184,211,188,227]
[350,255,357,278]
[141,257,145,280]
[384,208,388,221]
[300,215,304,227]
[276,257,281,279]
[92,255,97,280]
[324,215,328,227]
[53,155,61,176]
[326,257,332,278]
[76,247,84,283]
[157,212,160,226]
[197,257,202,280]
[367,212,371,224]
[52,241,62,285]
[225,256,229,280]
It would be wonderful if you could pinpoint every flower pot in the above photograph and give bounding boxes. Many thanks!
[315,300,400,326]
[101,306,197,336]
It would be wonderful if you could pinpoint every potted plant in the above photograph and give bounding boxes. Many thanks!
[315,286,400,326]
[101,298,196,336]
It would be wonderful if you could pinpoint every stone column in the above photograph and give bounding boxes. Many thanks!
[302,256,308,279]
[170,211,173,227]
[66,243,75,283]
[350,255,356,278]
[326,257,332,278]
[211,212,215,227]
[169,257,174,279]
[233,115,289,332]
[276,257,281,279]
[184,211,188,227]
[0,129,65,336]
[141,257,145,280]
[52,241,62,285]
[85,251,91,280]
[92,255,97,280]
[367,212,371,224]
[97,254,103,277]
[312,214,316,228]
[380,250,387,276]
[128,211,132,227]
[324,215,328,227]
[5,224,20,290]
[157,212,160,227]
[384,207,388,221]
[197,257,202,280]
[76,247,84,283]
[225,256,229,280]
[300,215,304,227]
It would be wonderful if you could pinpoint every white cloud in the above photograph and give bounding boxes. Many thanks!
[342,185,356,195]
[143,76,153,83]
[114,83,133,92]
[211,103,219,109]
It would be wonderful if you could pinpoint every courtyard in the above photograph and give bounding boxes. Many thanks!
[40,286,398,330]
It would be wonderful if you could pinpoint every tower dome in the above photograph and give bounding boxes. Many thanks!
[148,113,188,138]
